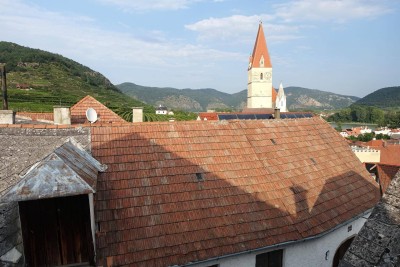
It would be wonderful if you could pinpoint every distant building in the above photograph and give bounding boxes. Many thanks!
[155,105,168,115]
[275,82,288,112]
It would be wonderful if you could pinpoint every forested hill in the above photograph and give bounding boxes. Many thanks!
[0,42,147,114]
[355,86,400,108]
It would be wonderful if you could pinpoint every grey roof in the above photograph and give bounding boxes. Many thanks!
[1,140,106,202]
[339,169,400,267]
[0,127,91,199]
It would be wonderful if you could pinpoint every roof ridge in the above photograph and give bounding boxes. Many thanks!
[70,95,96,111]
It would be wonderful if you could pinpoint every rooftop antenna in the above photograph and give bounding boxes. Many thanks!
[86,107,98,123]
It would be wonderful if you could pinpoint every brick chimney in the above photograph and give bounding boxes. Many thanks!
[132,107,143,123]
[53,106,71,125]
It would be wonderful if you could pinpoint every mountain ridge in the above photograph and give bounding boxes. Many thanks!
[117,82,359,112]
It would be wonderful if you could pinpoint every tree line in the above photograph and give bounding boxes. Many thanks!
[327,104,400,128]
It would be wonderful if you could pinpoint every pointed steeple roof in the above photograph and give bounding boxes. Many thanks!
[277,82,285,98]
[250,23,272,68]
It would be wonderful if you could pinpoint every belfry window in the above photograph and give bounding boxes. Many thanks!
[260,73,263,80]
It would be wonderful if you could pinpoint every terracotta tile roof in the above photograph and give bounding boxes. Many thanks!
[376,164,400,194]
[91,117,379,266]
[379,145,400,166]
[198,112,218,121]
[272,86,277,103]
[364,139,385,148]
[70,95,126,124]
[250,23,272,68]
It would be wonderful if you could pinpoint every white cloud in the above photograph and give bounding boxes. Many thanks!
[97,0,202,11]
[0,0,243,85]
[185,0,392,44]
[185,15,301,43]
[274,0,392,23]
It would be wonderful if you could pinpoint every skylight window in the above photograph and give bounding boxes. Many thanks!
[196,172,204,181]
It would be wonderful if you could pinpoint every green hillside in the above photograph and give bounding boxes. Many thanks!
[355,86,400,109]
[0,42,149,115]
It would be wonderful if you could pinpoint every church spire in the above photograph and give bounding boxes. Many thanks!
[250,23,272,69]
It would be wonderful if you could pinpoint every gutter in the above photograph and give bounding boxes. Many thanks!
[176,208,373,267]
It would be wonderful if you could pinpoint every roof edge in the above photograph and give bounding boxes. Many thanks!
[182,208,373,266]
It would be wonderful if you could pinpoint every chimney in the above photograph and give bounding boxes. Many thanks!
[0,110,15,124]
[274,108,280,119]
[132,107,143,123]
[53,106,71,125]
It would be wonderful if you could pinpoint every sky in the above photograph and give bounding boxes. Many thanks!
[0,0,399,97]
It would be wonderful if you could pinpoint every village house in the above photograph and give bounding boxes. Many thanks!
[0,101,380,266]
[349,137,400,196]
[156,105,168,115]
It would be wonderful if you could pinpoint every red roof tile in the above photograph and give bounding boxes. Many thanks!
[91,117,379,266]
[198,112,218,121]
[70,95,126,124]
[376,164,400,194]
[379,145,400,166]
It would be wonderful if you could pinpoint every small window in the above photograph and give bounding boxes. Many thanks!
[260,73,263,80]
[256,249,283,267]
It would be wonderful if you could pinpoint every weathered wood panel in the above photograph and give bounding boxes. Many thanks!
[19,195,94,266]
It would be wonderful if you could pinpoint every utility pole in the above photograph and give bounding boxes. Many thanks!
[0,65,8,110]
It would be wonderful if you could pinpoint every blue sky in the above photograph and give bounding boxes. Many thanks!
[1,0,399,97]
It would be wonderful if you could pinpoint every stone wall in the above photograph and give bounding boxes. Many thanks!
[0,202,24,266]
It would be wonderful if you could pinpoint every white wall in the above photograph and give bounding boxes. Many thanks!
[186,214,369,267]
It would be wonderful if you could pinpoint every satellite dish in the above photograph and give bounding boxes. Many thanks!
[86,108,98,123]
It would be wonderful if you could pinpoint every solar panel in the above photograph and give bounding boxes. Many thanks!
[285,114,297,119]
[237,114,256,120]
[255,114,273,120]
[303,113,313,118]
[280,114,288,119]
[218,114,238,120]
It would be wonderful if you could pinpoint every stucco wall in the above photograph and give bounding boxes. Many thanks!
[186,214,369,267]
[353,151,380,163]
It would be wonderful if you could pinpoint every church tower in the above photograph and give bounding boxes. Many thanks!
[247,23,273,109]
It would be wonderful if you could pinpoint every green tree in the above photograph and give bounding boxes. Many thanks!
[334,122,342,132]
[369,107,385,125]
[385,111,400,128]
[351,105,368,122]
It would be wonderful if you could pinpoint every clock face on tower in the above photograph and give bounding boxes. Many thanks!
[265,72,271,81]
